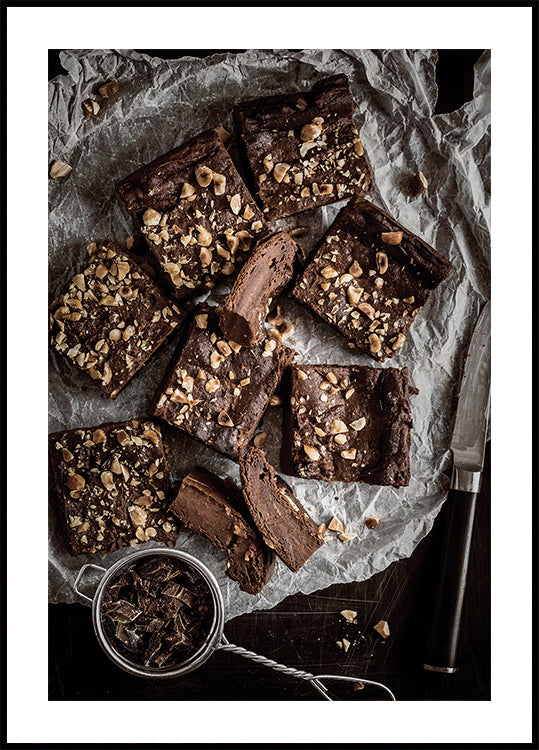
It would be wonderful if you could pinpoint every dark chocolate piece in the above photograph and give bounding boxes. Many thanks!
[151,303,295,460]
[102,554,213,670]
[116,129,268,301]
[285,364,412,487]
[218,230,300,346]
[239,448,324,572]
[291,196,452,362]
[49,418,179,555]
[234,74,374,221]
[49,241,185,398]
[102,600,141,623]
[169,466,275,595]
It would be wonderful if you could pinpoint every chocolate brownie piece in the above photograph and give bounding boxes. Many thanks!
[49,241,185,398]
[49,419,179,555]
[116,129,268,301]
[234,74,374,221]
[169,467,275,594]
[291,196,452,361]
[239,448,323,572]
[151,303,295,460]
[218,230,300,346]
[285,364,412,486]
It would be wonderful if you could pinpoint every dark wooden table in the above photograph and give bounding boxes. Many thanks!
[48,49,489,702]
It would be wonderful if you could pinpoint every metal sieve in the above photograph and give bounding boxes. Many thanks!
[75,548,396,700]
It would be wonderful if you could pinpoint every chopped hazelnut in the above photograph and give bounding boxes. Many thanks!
[410,171,428,196]
[373,620,390,639]
[82,98,100,117]
[365,516,381,530]
[328,516,344,533]
[50,160,72,179]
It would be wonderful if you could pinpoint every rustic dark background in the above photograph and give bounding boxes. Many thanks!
[48,49,489,702]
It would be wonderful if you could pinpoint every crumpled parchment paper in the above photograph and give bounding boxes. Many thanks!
[48,49,490,618]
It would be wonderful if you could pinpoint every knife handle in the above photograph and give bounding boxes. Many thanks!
[423,486,478,673]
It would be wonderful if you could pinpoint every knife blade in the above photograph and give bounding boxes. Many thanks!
[423,300,491,674]
[451,299,491,480]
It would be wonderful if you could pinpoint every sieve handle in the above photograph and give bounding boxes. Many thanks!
[217,637,396,701]
[74,563,106,605]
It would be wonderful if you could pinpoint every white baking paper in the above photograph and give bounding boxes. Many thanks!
[48,49,490,619]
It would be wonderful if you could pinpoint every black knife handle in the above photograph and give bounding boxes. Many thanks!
[423,487,478,673]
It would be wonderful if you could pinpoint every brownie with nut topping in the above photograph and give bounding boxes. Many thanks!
[218,229,300,346]
[239,448,324,572]
[151,303,295,460]
[291,197,452,361]
[284,364,412,486]
[49,418,179,556]
[49,241,185,398]
[170,467,275,594]
[233,74,374,221]
[116,129,268,301]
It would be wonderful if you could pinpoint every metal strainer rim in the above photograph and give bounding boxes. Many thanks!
[90,547,225,679]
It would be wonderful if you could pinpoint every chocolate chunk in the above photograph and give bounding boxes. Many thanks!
[161,581,183,598]
[132,615,163,633]
[102,600,141,623]
[176,588,198,608]
[160,598,183,618]
[144,631,163,666]
[138,557,174,581]
[239,448,324,572]
[115,622,130,645]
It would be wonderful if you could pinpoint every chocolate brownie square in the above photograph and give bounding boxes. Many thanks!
[49,418,179,555]
[170,467,275,594]
[49,241,185,398]
[234,74,374,220]
[285,364,412,487]
[239,448,324,572]
[116,129,268,301]
[151,304,295,460]
[218,229,300,346]
[291,197,452,361]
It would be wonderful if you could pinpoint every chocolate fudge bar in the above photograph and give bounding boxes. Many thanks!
[151,303,295,460]
[218,230,300,346]
[49,419,179,555]
[116,129,268,301]
[285,364,412,486]
[49,241,185,398]
[234,74,374,221]
[239,448,323,572]
[170,467,275,594]
[291,197,452,362]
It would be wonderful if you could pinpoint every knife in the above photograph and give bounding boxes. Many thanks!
[423,299,491,674]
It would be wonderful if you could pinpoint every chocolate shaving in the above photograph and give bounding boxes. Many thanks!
[101,555,214,669]
[102,600,141,623]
